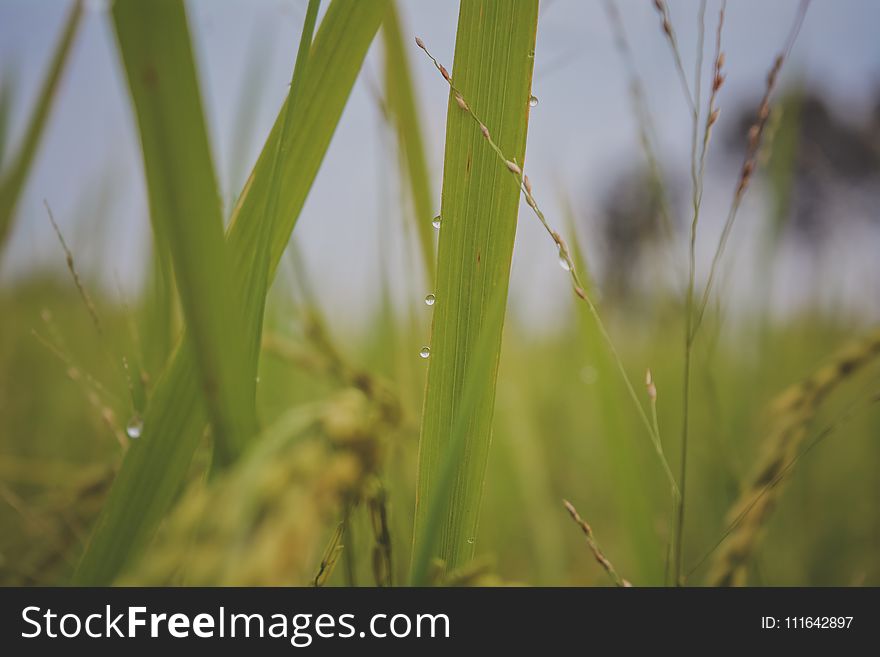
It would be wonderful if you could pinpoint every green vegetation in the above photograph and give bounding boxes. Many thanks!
[1,0,877,588]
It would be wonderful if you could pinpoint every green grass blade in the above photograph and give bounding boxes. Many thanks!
[113,0,256,466]
[411,0,539,576]
[0,0,83,258]
[73,0,388,585]
[225,0,389,372]
[382,2,436,283]
[233,0,321,434]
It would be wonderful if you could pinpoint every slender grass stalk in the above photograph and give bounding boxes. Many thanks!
[651,0,696,115]
[43,200,143,432]
[699,3,727,189]
[0,0,83,260]
[44,201,102,336]
[563,500,631,587]
[674,0,805,586]
[673,0,708,588]
[691,0,810,337]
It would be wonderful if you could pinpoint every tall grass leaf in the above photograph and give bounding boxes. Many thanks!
[236,0,321,446]
[411,0,539,576]
[113,0,256,466]
[382,2,436,283]
[0,0,83,259]
[73,0,388,585]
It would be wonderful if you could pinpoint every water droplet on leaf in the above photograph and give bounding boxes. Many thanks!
[529,95,538,107]
[558,252,571,271]
[419,346,431,359]
[425,294,436,306]
[432,214,442,229]
[126,415,143,439]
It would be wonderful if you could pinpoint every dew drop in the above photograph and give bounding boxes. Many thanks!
[529,95,539,107]
[126,415,144,439]
[424,293,436,306]
[432,214,442,229]
[558,251,571,271]
[466,537,475,545]
[419,346,431,359]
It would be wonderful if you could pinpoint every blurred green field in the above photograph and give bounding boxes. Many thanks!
[2,275,878,585]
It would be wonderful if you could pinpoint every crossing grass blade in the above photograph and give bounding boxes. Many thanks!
[73,0,389,585]
[410,0,539,578]
[113,0,256,466]
[0,0,83,259]
[238,0,321,450]
[382,2,436,284]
